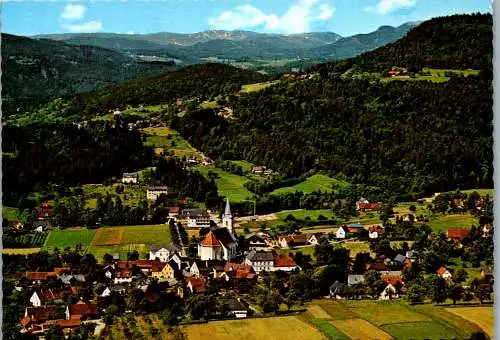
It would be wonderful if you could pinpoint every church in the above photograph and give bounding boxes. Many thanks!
[198,199,238,261]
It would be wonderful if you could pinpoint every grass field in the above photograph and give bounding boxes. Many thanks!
[229,160,255,173]
[275,209,336,221]
[141,126,201,159]
[3,248,41,255]
[90,225,172,246]
[240,80,280,93]
[102,314,179,340]
[87,244,150,262]
[43,229,96,250]
[445,307,493,338]
[304,300,487,340]
[461,188,494,197]
[195,165,253,203]
[270,174,350,196]
[183,316,325,340]
[427,214,478,232]
[82,183,146,209]
[309,319,349,340]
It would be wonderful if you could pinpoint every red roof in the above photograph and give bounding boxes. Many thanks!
[366,263,387,271]
[68,303,97,317]
[224,263,256,279]
[25,272,57,281]
[446,228,468,240]
[34,287,73,301]
[280,234,308,245]
[187,278,206,293]
[24,306,57,323]
[201,231,221,247]
[382,275,403,285]
[168,207,180,214]
[274,254,296,268]
[56,319,81,328]
[437,267,448,276]
[358,203,381,210]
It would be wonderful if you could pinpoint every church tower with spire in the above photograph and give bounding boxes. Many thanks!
[222,198,233,234]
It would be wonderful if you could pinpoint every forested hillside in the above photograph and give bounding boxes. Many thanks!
[67,63,270,117]
[316,13,492,74]
[1,34,177,115]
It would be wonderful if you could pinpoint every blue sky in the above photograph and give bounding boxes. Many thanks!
[2,0,492,37]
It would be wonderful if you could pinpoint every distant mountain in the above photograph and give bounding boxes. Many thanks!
[1,33,178,115]
[34,25,413,61]
[305,22,418,59]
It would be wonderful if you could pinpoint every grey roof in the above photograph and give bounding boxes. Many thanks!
[227,298,249,311]
[330,281,346,295]
[246,250,274,262]
[123,172,138,177]
[212,227,237,247]
[347,275,365,286]
[73,274,86,282]
[406,250,418,258]
[394,254,406,263]
[148,186,169,191]
[182,208,203,216]
[149,243,181,253]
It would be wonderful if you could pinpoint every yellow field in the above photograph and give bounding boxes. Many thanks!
[183,316,325,340]
[332,319,393,340]
[445,307,493,337]
[3,248,41,255]
[307,305,332,319]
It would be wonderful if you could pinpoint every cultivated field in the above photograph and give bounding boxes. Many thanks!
[303,300,487,340]
[90,225,172,246]
[270,174,350,196]
[43,229,96,250]
[3,248,41,255]
[141,126,201,159]
[183,316,325,340]
[427,214,478,232]
[445,307,493,338]
[240,80,280,93]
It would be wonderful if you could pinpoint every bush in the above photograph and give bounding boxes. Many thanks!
[317,215,327,221]
[409,205,416,212]
[285,214,296,221]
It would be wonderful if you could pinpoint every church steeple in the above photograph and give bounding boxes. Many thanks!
[222,198,233,234]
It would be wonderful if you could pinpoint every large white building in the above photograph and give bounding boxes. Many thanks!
[147,186,168,201]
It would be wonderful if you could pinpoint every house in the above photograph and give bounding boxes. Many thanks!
[147,186,169,201]
[446,228,468,241]
[393,254,406,263]
[58,274,86,285]
[9,220,24,231]
[37,202,53,220]
[187,213,211,228]
[336,226,348,239]
[347,275,365,286]
[245,251,275,273]
[149,243,182,262]
[227,298,250,318]
[20,306,57,333]
[181,208,202,218]
[65,302,98,321]
[482,224,493,238]
[278,234,309,248]
[437,267,453,280]
[380,284,398,300]
[114,269,133,284]
[245,233,269,250]
[274,253,298,272]
[223,263,257,281]
[96,286,111,298]
[329,281,347,299]
[186,277,206,294]
[168,207,180,218]
[24,271,58,284]
[405,250,418,262]
[122,172,138,184]
[368,225,384,239]
[356,199,382,211]
[30,287,74,307]
[189,259,226,278]
[381,274,404,287]
[251,165,267,174]
[152,261,176,281]
[306,233,323,245]
[170,252,189,271]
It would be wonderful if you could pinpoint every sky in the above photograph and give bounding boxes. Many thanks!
[1,0,492,37]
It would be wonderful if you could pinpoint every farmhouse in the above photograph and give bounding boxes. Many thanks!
[348,275,365,286]
[336,226,349,239]
[149,243,182,262]
[278,234,308,248]
[227,298,250,318]
[122,172,138,184]
[146,186,169,201]
[329,281,347,299]
[223,263,257,281]
[65,302,98,321]
[437,266,453,280]
[37,202,53,220]
[245,251,275,273]
[368,225,384,239]
[186,277,206,294]
[251,165,267,174]
[168,207,180,218]
[30,287,74,307]
[20,306,58,333]
[245,233,269,250]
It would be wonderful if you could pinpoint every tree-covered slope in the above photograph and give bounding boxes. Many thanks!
[1,33,178,115]
[67,63,269,117]
[339,13,492,72]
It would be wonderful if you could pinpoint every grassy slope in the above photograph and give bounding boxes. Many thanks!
[2,206,20,221]
[270,174,350,196]
[195,165,253,203]
[43,229,97,250]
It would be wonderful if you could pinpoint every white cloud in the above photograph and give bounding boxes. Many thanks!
[62,21,103,33]
[61,4,86,20]
[127,30,135,35]
[208,0,335,34]
[365,0,417,14]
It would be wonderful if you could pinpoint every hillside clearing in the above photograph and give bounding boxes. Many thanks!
[270,174,350,196]
[195,165,253,203]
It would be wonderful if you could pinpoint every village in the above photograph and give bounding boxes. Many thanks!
[8,176,494,339]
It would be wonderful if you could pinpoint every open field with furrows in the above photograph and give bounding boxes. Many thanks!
[141,126,202,159]
[195,165,254,203]
[427,214,478,232]
[43,228,97,250]
[90,225,172,246]
[270,174,350,196]
[445,306,493,338]
[81,183,146,209]
[88,244,150,263]
[305,299,487,340]
[182,316,326,340]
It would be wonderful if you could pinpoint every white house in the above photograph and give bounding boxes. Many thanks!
[187,214,211,228]
[437,267,453,281]
[368,225,384,239]
[149,243,182,262]
[122,172,138,184]
[380,284,398,300]
[227,298,249,318]
[245,251,275,273]
[147,186,169,201]
[29,292,42,307]
[97,287,111,298]
[336,226,348,239]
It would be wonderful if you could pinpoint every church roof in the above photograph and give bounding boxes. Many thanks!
[200,231,222,247]
[224,198,231,216]
[212,227,236,247]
